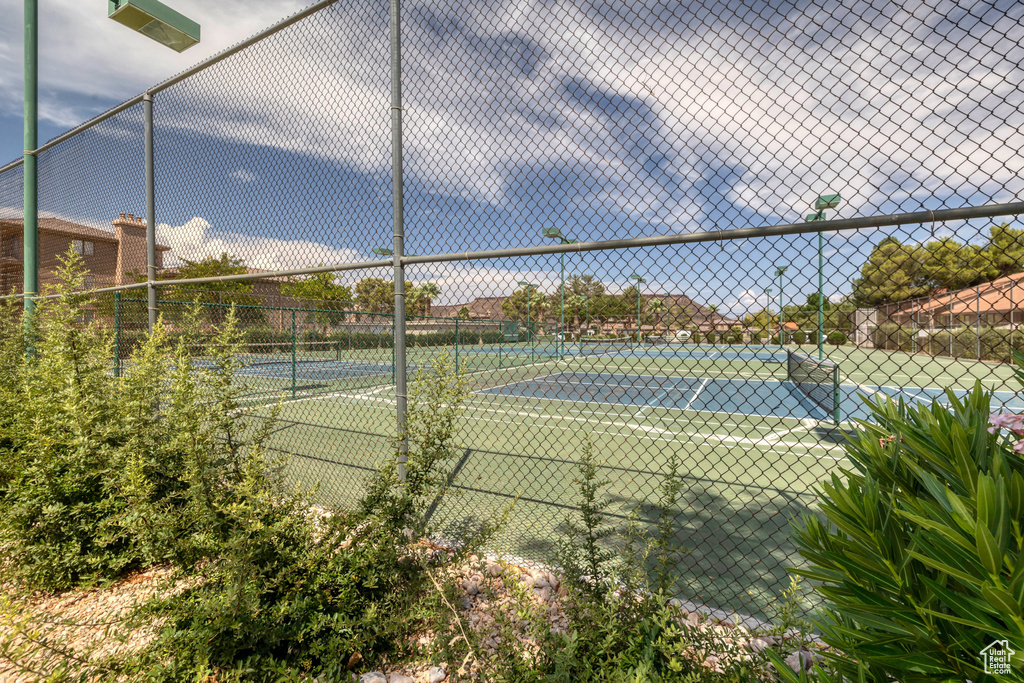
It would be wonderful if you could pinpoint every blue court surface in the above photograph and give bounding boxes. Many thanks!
[477,371,1024,422]
[206,359,393,382]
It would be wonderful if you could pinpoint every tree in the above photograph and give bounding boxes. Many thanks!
[851,237,928,306]
[501,285,549,322]
[165,253,264,327]
[803,292,833,312]
[986,223,1024,278]
[647,298,667,335]
[743,308,777,332]
[281,270,353,331]
[457,306,470,319]
[417,282,441,316]
[355,278,392,315]
[354,279,418,317]
[559,275,609,333]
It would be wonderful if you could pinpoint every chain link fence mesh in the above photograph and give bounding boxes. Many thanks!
[3,0,1024,620]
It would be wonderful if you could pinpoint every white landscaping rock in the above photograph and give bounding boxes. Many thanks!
[388,675,414,683]
[462,578,480,596]
[360,673,387,683]
[487,563,502,577]
[428,666,447,682]
[785,650,821,671]
[533,575,549,589]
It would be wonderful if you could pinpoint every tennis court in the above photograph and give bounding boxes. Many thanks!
[237,340,1024,619]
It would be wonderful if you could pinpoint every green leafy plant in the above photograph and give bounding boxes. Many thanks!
[0,252,139,588]
[826,331,847,346]
[790,358,1024,681]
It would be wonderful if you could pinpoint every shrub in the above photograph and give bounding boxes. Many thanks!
[0,254,140,587]
[789,358,1024,681]
[751,330,764,344]
[133,350,510,677]
[792,330,807,345]
[729,324,743,344]
[826,331,847,346]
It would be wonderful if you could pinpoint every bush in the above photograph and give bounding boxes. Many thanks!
[826,331,847,346]
[792,330,807,345]
[789,360,1024,681]
[0,254,141,587]
[770,333,781,345]
[728,325,743,344]
[751,330,764,344]
[132,350,511,677]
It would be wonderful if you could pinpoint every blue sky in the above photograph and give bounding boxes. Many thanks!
[2,0,1022,315]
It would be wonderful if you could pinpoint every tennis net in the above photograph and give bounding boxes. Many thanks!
[578,337,632,356]
[189,341,340,368]
[787,351,840,423]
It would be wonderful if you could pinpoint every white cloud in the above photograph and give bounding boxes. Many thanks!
[230,169,256,183]
[156,216,363,271]
[5,0,1023,240]
[0,0,309,123]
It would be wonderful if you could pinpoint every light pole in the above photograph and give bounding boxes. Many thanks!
[630,274,646,342]
[22,0,200,323]
[583,295,590,339]
[806,194,841,360]
[542,227,578,359]
[518,280,537,362]
[765,288,773,345]
[775,265,788,344]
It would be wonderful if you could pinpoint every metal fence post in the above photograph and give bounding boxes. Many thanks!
[23,0,38,324]
[114,292,121,378]
[291,309,297,400]
[144,92,157,333]
[390,0,409,482]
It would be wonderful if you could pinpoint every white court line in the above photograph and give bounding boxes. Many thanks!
[634,386,674,417]
[682,378,711,411]
[463,412,842,456]
[462,403,842,453]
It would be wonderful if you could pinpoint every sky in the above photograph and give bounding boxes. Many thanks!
[1,0,1022,316]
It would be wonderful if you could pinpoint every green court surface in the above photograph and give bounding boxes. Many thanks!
[242,342,1024,620]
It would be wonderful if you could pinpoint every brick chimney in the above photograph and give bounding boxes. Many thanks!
[113,212,148,285]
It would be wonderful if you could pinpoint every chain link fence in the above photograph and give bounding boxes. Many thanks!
[3,0,1024,620]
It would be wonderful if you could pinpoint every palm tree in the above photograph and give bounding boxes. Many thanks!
[648,298,667,336]
[419,282,441,316]
[706,304,719,341]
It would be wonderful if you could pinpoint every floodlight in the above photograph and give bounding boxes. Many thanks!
[108,0,200,53]
[542,227,563,239]
[805,213,825,222]
[814,194,841,211]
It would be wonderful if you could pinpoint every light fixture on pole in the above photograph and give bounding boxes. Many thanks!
[108,0,201,52]
[542,227,578,359]
[774,265,788,345]
[373,247,419,257]
[518,280,537,362]
[630,274,646,342]
[806,193,841,360]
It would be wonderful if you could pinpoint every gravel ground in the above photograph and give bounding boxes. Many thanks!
[0,550,823,682]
